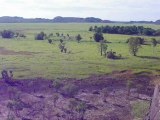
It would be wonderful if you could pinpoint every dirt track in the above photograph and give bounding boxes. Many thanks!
[0,71,155,120]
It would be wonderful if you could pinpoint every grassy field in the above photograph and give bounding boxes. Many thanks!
[0,23,160,79]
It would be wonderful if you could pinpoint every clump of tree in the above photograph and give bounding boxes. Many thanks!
[0,30,15,38]
[89,25,160,36]
[35,32,46,40]
[128,37,141,56]
[75,34,82,43]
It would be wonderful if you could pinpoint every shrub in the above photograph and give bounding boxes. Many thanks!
[1,30,15,38]
[52,80,63,91]
[35,32,46,40]
[61,84,78,97]
[69,99,87,120]
[48,39,52,44]
[19,34,26,38]
[106,50,122,59]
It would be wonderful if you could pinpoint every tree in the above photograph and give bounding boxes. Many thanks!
[151,38,158,47]
[76,34,82,43]
[151,38,158,55]
[89,26,93,31]
[126,37,145,45]
[128,37,141,56]
[100,40,108,56]
[94,32,104,42]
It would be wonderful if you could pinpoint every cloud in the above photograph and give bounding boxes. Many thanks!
[0,0,159,21]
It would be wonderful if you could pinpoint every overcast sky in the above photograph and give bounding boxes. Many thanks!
[0,0,159,21]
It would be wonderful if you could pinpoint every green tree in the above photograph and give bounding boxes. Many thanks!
[100,40,108,56]
[89,26,93,31]
[128,37,141,56]
[151,38,158,47]
[94,32,104,42]
[76,34,82,43]
[151,38,158,56]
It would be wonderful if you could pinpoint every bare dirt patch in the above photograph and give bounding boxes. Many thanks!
[0,47,38,55]
[0,71,156,120]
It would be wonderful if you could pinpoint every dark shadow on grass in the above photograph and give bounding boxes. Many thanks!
[137,56,160,60]
[108,57,128,60]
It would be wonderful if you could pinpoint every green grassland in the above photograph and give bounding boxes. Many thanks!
[0,23,160,79]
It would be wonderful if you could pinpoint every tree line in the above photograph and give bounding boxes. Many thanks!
[89,25,160,36]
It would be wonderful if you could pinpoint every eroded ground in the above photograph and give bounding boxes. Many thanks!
[0,71,156,120]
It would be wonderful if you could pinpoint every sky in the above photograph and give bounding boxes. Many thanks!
[0,0,159,21]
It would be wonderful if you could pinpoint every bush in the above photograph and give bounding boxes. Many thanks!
[19,34,26,38]
[0,30,15,38]
[52,80,63,91]
[61,84,78,97]
[35,32,46,40]
[106,50,122,59]
[48,39,52,44]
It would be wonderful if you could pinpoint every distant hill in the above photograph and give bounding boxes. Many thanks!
[155,20,160,24]
[0,16,159,24]
[0,16,52,23]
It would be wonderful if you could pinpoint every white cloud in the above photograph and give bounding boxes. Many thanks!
[0,0,159,21]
